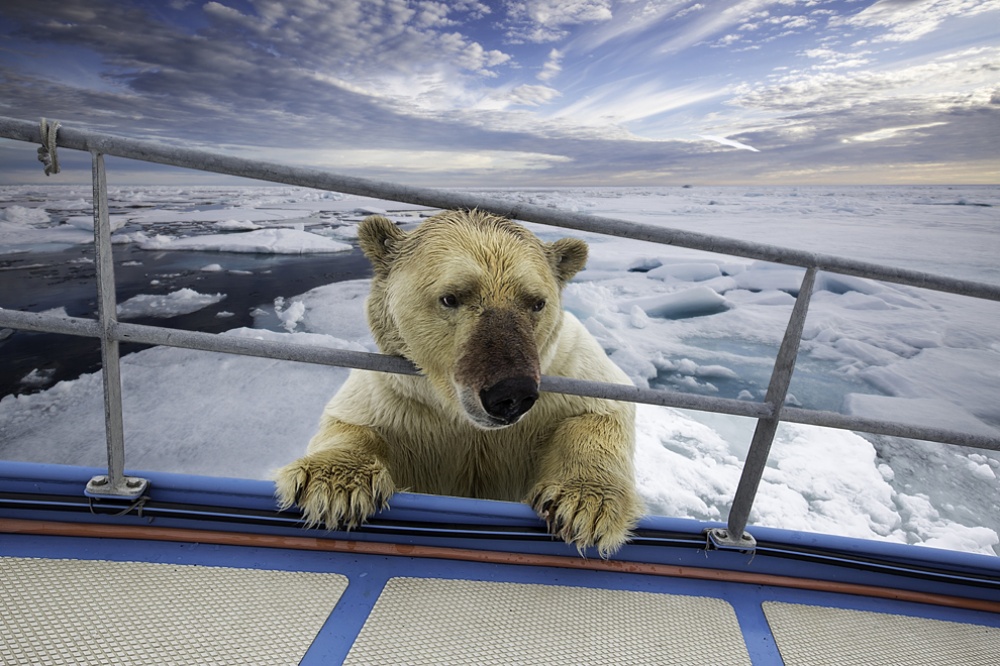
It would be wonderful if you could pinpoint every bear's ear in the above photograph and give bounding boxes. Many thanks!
[358,215,406,275]
[547,237,588,285]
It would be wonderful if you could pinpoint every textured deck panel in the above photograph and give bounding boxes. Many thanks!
[0,557,347,666]
[344,577,752,665]
[763,601,1000,666]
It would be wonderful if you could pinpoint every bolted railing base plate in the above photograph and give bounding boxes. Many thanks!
[85,475,149,499]
[706,528,757,553]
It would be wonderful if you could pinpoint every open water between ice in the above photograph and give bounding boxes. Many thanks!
[0,244,372,398]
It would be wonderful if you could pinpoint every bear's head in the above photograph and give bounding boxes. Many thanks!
[359,209,588,430]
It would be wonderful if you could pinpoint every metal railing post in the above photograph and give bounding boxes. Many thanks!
[708,267,818,549]
[84,151,148,499]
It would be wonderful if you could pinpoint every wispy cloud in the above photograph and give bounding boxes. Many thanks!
[538,48,564,82]
[697,135,760,152]
[733,46,1000,115]
[840,0,1000,43]
[845,122,950,143]
[505,84,563,107]
[503,0,613,43]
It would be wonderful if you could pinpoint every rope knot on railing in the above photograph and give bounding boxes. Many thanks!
[37,117,61,176]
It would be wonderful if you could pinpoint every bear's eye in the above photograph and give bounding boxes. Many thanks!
[531,299,546,312]
[440,294,460,308]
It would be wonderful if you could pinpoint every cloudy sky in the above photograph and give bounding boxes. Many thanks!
[1,0,998,186]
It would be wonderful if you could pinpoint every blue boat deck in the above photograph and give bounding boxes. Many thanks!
[2,462,998,665]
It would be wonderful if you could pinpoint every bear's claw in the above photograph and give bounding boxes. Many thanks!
[274,450,395,531]
[530,479,641,558]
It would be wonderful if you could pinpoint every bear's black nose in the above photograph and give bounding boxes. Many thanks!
[480,377,539,424]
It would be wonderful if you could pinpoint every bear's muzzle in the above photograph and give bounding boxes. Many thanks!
[455,307,541,428]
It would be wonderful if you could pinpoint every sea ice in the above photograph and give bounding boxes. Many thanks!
[843,394,998,438]
[116,289,227,319]
[2,184,998,556]
[136,228,352,254]
[65,214,128,231]
[646,262,722,282]
[131,207,305,224]
[622,286,730,320]
[1,205,50,225]
[0,204,93,252]
[18,368,56,389]
[214,220,261,230]
[274,297,307,333]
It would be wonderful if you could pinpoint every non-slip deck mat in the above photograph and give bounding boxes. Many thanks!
[344,577,751,665]
[763,601,1000,666]
[0,556,348,666]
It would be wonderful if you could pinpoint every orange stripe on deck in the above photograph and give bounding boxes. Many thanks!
[1,517,997,615]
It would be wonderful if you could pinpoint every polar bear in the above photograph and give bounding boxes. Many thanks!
[275,209,641,555]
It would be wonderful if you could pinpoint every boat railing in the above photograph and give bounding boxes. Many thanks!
[1,115,998,550]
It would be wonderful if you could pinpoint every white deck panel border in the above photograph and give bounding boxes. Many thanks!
[763,601,1000,666]
[0,556,347,666]
[344,576,752,665]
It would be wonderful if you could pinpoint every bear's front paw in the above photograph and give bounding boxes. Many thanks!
[529,479,642,558]
[274,450,395,530]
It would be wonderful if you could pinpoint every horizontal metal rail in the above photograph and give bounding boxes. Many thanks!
[5,308,998,453]
[2,116,999,547]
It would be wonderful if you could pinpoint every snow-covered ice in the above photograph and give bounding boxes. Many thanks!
[0,204,92,252]
[134,228,352,254]
[213,220,260,231]
[129,207,306,224]
[65,214,128,232]
[1,184,998,556]
[116,289,227,320]
[1,205,50,225]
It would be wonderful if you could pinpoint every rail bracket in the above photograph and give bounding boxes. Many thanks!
[85,475,149,500]
[705,528,757,553]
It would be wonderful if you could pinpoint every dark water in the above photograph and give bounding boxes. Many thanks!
[0,243,372,399]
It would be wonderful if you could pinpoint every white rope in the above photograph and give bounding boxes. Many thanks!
[37,117,61,176]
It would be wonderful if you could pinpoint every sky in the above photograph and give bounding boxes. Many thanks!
[1,0,999,186]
